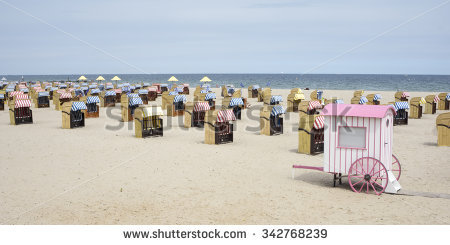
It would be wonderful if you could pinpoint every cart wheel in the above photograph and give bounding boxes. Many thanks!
[348,157,388,195]
[391,154,401,181]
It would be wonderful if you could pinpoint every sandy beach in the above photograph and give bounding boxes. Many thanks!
[1,88,449,225]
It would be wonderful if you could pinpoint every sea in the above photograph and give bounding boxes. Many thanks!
[2,74,449,92]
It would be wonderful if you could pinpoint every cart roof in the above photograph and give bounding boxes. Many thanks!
[321,104,396,118]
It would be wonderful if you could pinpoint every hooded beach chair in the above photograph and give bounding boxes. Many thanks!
[310,90,323,101]
[138,89,149,104]
[436,112,450,146]
[424,95,439,114]
[258,88,271,102]
[222,97,244,120]
[101,90,117,107]
[62,101,86,129]
[298,100,322,117]
[260,105,285,136]
[395,91,410,102]
[0,92,5,111]
[37,91,50,108]
[287,89,305,112]
[148,87,157,101]
[121,93,143,122]
[83,96,100,118]
[56,92,72,111]
[204,109,236,144]
[134,106,163,138]
[167,94,187,117]
[298,113,324,155]
[351,96,368,105]
[366,94,382,105]
[392,102,409,125]
[184,101,211,128]
[265,95,283,106]
[353,90,364,97]
[409,97,426,119]
[248,85,260,98]
[437,93,449,110]
[9,95,33,125]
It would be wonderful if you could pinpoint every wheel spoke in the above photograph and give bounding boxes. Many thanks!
[370,182,381,195]
[358,182,365,193]
[358,161,366,174]
[373,181,384,188]
[351,179,364,187]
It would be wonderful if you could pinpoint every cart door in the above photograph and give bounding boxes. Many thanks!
[384,116,392,170]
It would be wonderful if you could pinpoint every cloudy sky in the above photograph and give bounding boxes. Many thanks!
[0,0,449,75]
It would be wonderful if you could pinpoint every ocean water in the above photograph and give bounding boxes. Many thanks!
[2,74,449,91]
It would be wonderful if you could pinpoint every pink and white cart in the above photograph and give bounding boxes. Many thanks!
[293,104,402,195]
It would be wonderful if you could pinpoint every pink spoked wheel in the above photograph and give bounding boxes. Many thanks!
[391,154,401,180]
[348,157,388,195]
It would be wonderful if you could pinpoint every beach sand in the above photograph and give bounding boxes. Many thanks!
[0,88,449,225]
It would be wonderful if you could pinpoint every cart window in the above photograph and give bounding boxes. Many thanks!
[338,126,366,149]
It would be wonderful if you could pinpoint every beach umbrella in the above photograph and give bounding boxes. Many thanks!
[200,76,212,83]
[168,76,178,82]
[96,76,105,81]
[78,75,87,81]
[1,77,6,81]
[111,76,121,81]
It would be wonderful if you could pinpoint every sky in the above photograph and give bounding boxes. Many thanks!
[0,0,449,75]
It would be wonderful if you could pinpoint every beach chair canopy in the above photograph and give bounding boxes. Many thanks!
[271,105,286,116]
[434,95,440,103]
[183,83,189,87]
[175,87,184,93]
[147,87,157,92]
[393,102,410,110]
[194,102,211,112]
[205,93,216,100]
[5,88,14,92]
[143,83,150,87]
[401,92,410,98]
[419,97,426,104]
[270,95,283,104]
[201,84,210,89]
[373,94,382,101]
[106,85,114,89]
[88,85,96,89]
[135,84,141,89]
[15,99,32,108]
[308,100,322,111]
[142,107,163,117]
[252,85,260,89]
[90,88,101,94]
[138,89,149,95]
[217,110,236,122]
[0,94,4,99]
[127,93,139,98]
[81,82,88,86]
[160,84,168,87]
[313,116,325,129]
[316,90,323,100]
[169,91,178,95]
[293,93,305,100]
[60,92,72,99]
[9,91,24,97]
[129,97,143,106]
[80,87,89,91]
[359,96,369,104]
[105,91,116,96]
[38,91,50,97]
[334,99,345,104]
[200,89,209,93]
[15,94,29,100]
[114,89,122,94]
[87,96,100,104]
[20,88,29,92]
[71,101,87,111]
[229,98,244,107]
[59,84,67,88]
[72,84,80,88]
[173,95,187,103]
